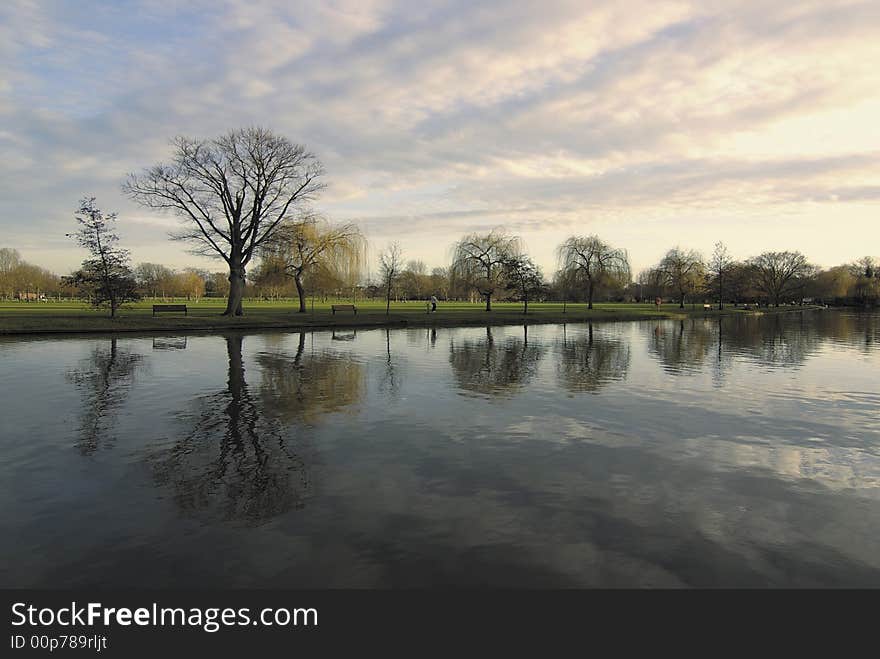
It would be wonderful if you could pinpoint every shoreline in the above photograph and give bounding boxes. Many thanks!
[0,305,828,338]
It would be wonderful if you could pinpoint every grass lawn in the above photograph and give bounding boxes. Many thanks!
[0,298,821,335]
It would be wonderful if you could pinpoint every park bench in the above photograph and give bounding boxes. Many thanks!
[152,304,188,317]
[331,304,357,315]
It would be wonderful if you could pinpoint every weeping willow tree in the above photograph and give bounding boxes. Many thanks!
[262,212,366,312]
[450,230,522,311]
[556,235,630,310]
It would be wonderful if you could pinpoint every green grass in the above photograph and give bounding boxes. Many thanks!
[0,298,821,335]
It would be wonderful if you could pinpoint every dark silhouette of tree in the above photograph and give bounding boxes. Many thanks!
[503,253,545,314]
[748,251,815,307]
[124,127,325,316]
[66,198,139,317]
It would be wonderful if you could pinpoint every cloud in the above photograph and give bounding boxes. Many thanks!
[0,0,878,274]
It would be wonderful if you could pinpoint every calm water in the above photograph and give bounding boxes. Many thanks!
[1,310,878,588]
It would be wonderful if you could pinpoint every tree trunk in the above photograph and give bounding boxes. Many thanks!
[587,280,594,310]
[225,334,245,440]
[385,282,392,315]
[485,293,492,311]
[294,275,307,313]
[295,332,306,364]
[679,289,685,309]
[224,266,246,316]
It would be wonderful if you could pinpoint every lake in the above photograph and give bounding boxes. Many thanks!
[1,310,878,587]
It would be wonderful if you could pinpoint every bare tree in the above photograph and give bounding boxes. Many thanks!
[124,127,325,316]
[134,263,175,299]
[708,241,733,310]
[556,235,630,310]
[0,248,23,299]
[429,266,450,300]
[66,197,139,317]
[262,213,365,312]
[848,256,879,306]
[637,267,666,303]
[451,230,521,311]
[658,247,705,309]
[748,251,815,306]
[552,267,582,312]
[406,260,427,276]
[378,242,404,315]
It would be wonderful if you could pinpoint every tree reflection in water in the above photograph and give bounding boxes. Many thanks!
[646,311,872,378]
[726,314,822,368]
[649,319,713,375]
[256,332,365,424]
[66,337,143,455]
[151,332,366,524]
[379,328,401,398]
[449,325,544,396]
[556,322,630,393]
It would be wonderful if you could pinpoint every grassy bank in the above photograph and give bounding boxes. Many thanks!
[0,299,826,336]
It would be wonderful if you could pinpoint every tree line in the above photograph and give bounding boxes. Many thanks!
[0,248,59,301]
[3,127,877,316]
[7,224,877,316]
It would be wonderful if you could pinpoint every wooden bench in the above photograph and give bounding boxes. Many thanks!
[153,304,188,317]
[331,304,357,315]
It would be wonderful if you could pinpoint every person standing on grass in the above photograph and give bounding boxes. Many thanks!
[430,295,438,313]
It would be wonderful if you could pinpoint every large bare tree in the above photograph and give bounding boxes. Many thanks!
[123,127,325,316]
[0,248,23,299]
[748,251,815,306]
[556,235,630,309]
[451,230,521,311]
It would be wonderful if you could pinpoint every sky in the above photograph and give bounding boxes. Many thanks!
[1,0,879,278]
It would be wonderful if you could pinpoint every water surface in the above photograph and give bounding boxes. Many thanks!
[1,310,878,587]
